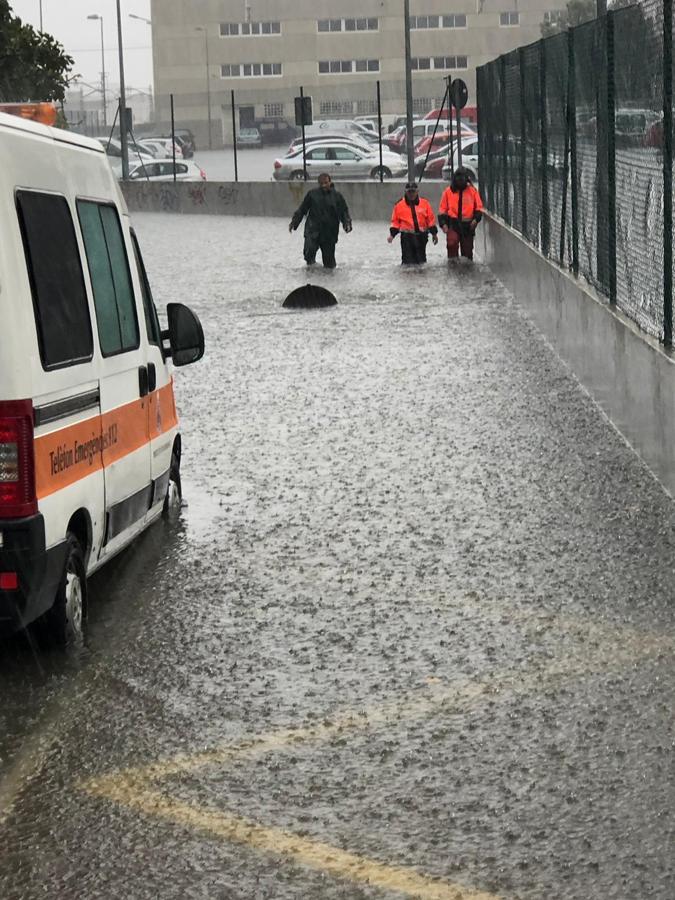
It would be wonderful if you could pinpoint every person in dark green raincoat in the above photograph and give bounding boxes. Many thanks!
[288,173,352,268]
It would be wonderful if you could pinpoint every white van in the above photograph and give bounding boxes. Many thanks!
[0,109,204,642]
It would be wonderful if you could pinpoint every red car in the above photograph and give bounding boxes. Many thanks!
[415,128,475,156]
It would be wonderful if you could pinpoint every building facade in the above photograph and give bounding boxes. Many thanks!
[150,0,565,146]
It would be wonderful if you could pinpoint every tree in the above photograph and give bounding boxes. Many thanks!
[0,1,74,102]
[541,0,597,36]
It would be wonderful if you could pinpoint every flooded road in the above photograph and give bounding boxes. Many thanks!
[1,214,675,899]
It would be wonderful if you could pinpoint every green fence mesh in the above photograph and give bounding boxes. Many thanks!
[477,0,673,343]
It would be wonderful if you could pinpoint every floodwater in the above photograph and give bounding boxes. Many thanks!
[1,215,674,900]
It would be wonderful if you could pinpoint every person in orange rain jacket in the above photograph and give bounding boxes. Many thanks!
[438,167,484,261]
[388,182,439,265]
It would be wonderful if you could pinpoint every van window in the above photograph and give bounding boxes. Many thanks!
[130,231,162,347]
[77,201,140,356]
[15,191,93,370]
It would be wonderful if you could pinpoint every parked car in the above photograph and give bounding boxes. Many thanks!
[253,118,298,145]
[414,145,453,179]
[96,136,155,163]
[424,106,478,126]
[354,116,378,133]
[175,128,196,152]
[441,140,480,182]
[273,140,407,180]
[386,121,477,155]
[287,133,374,155]
[305,120,379,143]
[127,160,207,181]
[237,127,263,148]
[138,133,194,158]
[137,137,184,159]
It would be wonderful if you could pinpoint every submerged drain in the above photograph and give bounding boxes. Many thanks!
[283,284,338,310]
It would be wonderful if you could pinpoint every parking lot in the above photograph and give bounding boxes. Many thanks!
[1,215,675,899]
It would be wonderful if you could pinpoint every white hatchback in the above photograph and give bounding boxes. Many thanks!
[127,160,207,181]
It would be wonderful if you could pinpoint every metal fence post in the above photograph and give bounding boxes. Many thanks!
[519,47,527,236]
[606,11,616,305]
[500,55,509,222]
[664,0,673,345]
[568,28,579,276]
[540,39,550,257]
[595,15,610,295]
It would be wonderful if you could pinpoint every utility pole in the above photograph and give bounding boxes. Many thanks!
[403,0,415,181]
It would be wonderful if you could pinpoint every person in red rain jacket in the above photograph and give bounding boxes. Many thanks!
[388,182,439,265]
[438,167,484,260]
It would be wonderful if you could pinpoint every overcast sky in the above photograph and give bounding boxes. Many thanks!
[10,0,153,94]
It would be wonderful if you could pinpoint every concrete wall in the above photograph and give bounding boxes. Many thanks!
[478,215,675,496]
[121,179,448,222]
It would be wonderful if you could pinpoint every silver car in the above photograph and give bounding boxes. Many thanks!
[273,141,407,181]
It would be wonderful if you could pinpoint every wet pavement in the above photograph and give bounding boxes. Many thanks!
[1,215,675,900]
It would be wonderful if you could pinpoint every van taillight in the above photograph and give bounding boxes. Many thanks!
[0,400,37,519]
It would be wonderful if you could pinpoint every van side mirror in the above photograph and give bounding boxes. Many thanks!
[162,303,205,366]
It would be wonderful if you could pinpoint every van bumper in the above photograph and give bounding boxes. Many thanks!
[0,515,67,633]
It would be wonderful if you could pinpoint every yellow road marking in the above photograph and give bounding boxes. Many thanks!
[83,630,672,789]
[86,775,501,900]
[78,613,674,900]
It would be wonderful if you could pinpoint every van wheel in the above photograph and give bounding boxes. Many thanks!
[371,166,392,179]
[163,453,182,518]
[290,170,306,181]
[42,533,86,645]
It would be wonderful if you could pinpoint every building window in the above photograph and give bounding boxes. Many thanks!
[413,98,434,114]
[319,100,355,116]
[221,62,281,78]
[411,13,468,28]
[543,9,563,23]
[412,56,467,71]
[500,11,520,25]
[220,20,281,36]
[317,17,378,32]
[264,103,284,117]
[318,59,380,75]
[356,100,378,115]
[443,14,467,27]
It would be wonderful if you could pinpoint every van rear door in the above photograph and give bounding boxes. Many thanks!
[77,200,152,554]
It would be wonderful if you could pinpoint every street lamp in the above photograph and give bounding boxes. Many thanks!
[116,0,129,179]
[87,14,107,129]
[195,26,213,150]
[129,14,154,123]
[39,1,43,31]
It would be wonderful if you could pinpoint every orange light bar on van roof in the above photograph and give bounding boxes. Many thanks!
[0,102,57,127]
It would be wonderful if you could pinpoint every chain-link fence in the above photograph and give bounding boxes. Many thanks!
[478,0,673,343]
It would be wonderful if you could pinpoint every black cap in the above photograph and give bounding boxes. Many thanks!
[405,182,418,190]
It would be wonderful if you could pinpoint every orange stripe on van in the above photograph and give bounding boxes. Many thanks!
[35,382,178,500]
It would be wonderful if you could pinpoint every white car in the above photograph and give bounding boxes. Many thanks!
[96,136,155,162]
[127,160,207,181]
[441,140,479,182]
[287,133,374,155]
[273,140,407,180]
[138,137,184,159]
